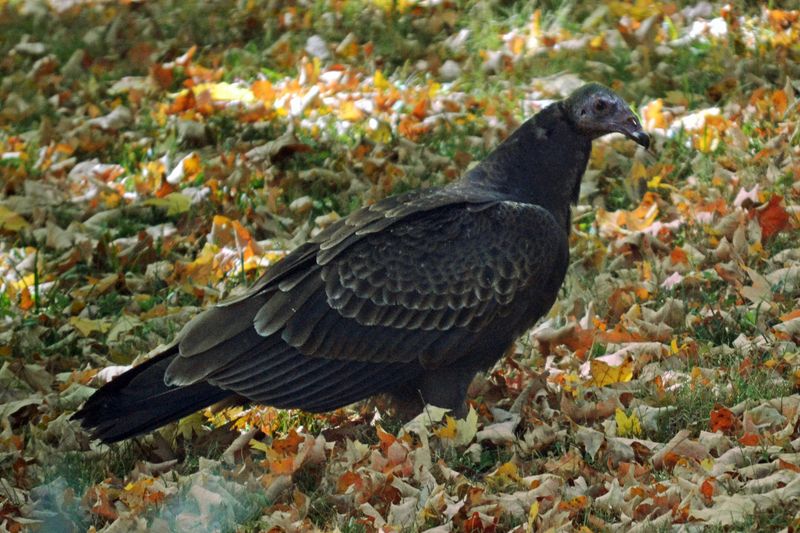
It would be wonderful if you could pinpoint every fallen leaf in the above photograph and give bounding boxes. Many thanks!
[0,206,29,232]
[615,408,642,437]
[588,357,634,387]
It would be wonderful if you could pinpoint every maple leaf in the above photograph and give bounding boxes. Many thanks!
[756,195,790,240]
[709,406,738,434]
[588,357,634,388]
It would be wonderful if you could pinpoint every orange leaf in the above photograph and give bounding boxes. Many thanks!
[168,89,196,114]
[778,459,800,473]
[19,287,34,311]
[558,495,588,512]
[411,98,428,120]
[461,512,495,533]
[709,406,737,433]
[273,429,304,455]
[700,478,715,501]
[88,487,118,520]
[182,152,201,176]
[376,425,397,453]
[670,247,689,265]
[779,309,800,322]
[252,80,275,103]
[662,451,681,469]
[757,195,790,240]
[337,471,363,493]
[771,89,788,114]
[269,456,296,475]
[738,432,760,446]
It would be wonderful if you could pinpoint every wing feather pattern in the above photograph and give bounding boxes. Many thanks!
[162,192,566,414]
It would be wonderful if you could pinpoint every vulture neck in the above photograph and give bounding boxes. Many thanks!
[464,102,591,232]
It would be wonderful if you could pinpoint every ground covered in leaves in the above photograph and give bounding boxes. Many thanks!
[2,0,800,531]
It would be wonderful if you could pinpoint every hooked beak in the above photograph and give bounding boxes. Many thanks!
[618,114,650,149]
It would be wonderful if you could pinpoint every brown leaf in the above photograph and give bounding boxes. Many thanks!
[652,430,710,470]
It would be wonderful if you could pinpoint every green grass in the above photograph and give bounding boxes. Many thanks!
[705,505,798,533]
[438,444,514,482]
[647,361,792,442]
[43,443,139,493]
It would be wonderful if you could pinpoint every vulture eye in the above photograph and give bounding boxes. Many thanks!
[594,99,607,112]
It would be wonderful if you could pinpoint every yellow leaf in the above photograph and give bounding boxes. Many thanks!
[435,408,478,445]
[646,174,665,190]
[250,439,271,453]
[455,406,478,446]
[557,372,581,396]
[588,357,634,387]
[615,408,642,437]
[374,70,391,90]
[641,260,652,281]
[642,98,667,130]
[0,206,29,232]
[69,317,113,337]
[366,119,392,144]
[176,412,206,440]
[435,415,457,439]
[589,34,605,50]
[527,500,539,532]
[182,152,201,176]
[497,461,519,479]
[700,457,715,472]
[192,82,255,103]
[12,273,36,292]
[508,35,525,55]
[144,193,191,216]
[338,101,364,122]
[488,461,520,489]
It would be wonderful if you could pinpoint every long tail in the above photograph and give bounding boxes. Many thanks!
[72,346,232,443]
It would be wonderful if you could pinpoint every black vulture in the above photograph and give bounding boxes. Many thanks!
[73,83,649,443]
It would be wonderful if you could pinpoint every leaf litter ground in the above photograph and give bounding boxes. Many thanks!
[1,1,800,531]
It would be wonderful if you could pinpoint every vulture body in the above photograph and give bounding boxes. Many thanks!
[74,83,649,443]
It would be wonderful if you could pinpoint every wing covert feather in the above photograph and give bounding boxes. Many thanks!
[263,201,567,367]
[166,190,567,396]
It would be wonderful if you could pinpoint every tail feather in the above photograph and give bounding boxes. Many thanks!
[72,346,232,443]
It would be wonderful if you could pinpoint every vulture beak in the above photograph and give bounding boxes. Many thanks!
[618,113,650,149]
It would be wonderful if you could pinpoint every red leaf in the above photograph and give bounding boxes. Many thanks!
[700,478,715,501]
[738,432,760,446]
[709,406,737,434]
[461,512,495,533]
[757,195,790,240]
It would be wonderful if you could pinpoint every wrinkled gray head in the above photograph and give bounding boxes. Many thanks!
[563,83,650,149]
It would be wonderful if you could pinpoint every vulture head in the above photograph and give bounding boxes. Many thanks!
[564,83,650,149]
